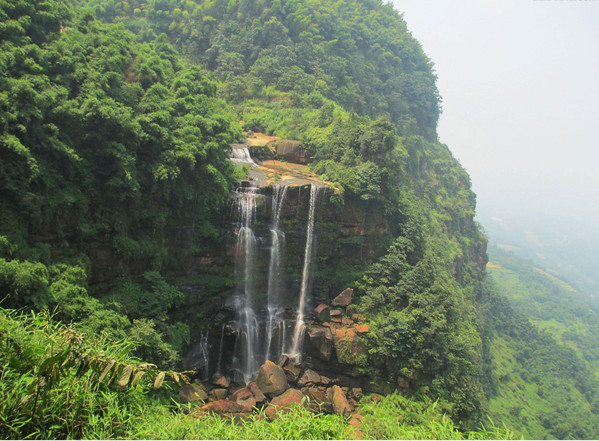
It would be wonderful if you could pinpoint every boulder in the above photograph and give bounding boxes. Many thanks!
[332,288,353,307]
[304,387,333,414]
[202,400,245,415]
[314,304,331,322]
[298,369,321,387]
[179,382,208,404]
[331,318,342,324]
[341,317,354,326]
[306,326,333,361]
[283,363,302,383]
[278,354,290,367]
[265,388,305,419]
[327,385,352,417]
[211,388,229,401]
[231,369,246,387]
[230,387,257,411]
[248,381,267,404]
[256,360,289,397]
[330,309,342,317]
[212,375,230,389]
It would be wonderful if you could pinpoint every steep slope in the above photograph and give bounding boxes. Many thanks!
[3,0,597,438]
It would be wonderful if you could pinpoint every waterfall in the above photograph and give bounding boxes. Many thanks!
[233,185,260,381]
[215,323,226,375]
[198,332,210,381]
[264,184,288,362]
[230,146,257,166]
[289,184,320,360]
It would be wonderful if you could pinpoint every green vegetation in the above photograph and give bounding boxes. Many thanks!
[1,307,516,439]
[488,246,599,371]
[1,0,598,439]
[481,276,599,439]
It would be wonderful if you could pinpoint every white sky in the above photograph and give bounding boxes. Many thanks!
[391,0,599,225]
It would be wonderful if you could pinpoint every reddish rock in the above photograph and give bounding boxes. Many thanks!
[349,414,364,440]
[298,369,321,387]
[202,400,245,415]
[354,324,370,333]
[265,388,305,419]
[320,375,332,386]
[256,360,289,397]
[327,385,352,417]
[322,322,331,327]
[248,381,266,404]
[179,382,208,404]
[333,327,368,364]
[283,363,302,383]
[330,309,342,317]
[341,317,354,326]
[230,387,257,411]
[212,375,230,389]
[314,304,331,322]
[329,323,341,332]
[331,317,342,323]
[332,288,353,307]
[211,388,229,401]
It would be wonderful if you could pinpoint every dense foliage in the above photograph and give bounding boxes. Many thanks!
[483,248,599,438]
[2,0,597,439]
[1,307,515,439]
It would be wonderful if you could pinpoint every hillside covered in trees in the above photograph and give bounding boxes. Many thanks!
[1,0,598,439]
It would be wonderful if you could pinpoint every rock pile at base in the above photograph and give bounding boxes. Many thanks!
[184,288,369,419]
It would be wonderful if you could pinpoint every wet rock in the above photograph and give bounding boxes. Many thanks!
[283,363,302,383]
[231,369,246,387]
[212,375,230,389]
[256,360,289,397]
[327,385,352,417]
[179,382,208,404]
[265,388,305,419]
[298,369,321,387]
[278,354,290,367]
[314,304,331,322]
[248,381,267,404]
[306,325,333,361]
[332,288,353,307]
[211,388,229,401]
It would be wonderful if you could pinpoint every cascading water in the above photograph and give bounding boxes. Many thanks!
[289,184,321,360]
[230,146,257,166]
[233,184,260,381]
[229,181,324,381]
[264,184,288,362]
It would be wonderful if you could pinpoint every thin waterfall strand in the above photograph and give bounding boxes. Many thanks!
[265,185,288,362]
[289,184,319,359]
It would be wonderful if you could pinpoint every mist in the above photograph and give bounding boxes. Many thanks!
[392,0,599,293]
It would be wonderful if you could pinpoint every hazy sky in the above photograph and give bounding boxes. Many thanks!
[392,0,599,225]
